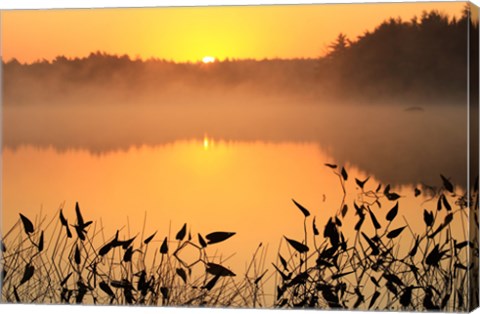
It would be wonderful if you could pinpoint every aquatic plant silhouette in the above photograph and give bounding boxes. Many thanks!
[272,166,478,311]
[0,169,478,310]
[0,202,267,307]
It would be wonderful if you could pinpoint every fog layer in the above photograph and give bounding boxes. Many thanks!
[3,91,468,186]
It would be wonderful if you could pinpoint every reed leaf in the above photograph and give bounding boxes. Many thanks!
[19,264,35,286]
[284,236,309,253]
[206,263,236,277]
[292,199,310,217]
[386,202,398,221]
[386,226,406,239]
[19,213,34,235]
[176,223,187,241]
[440,174,454,193]
[206,231,236,245]
[143,231,156,245]
[160,237,169,254]
[341,167,348,181]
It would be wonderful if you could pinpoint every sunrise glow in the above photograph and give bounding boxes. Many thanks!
[202,56,215,64]
[0,2,465,63]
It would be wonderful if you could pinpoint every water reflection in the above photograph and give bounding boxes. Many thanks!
[1,140,468,278]
[3,101,469,186]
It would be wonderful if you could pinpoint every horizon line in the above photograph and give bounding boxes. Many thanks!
[1,53,322,65]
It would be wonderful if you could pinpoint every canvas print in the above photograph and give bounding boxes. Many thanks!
[0,1,479,311]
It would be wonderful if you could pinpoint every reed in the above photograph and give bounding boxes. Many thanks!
[273,166,478,311]
[0,202,267,307]
[1,167,478,311]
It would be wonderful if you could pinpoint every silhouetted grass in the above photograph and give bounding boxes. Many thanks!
[0,203,268,307]
[273,166,478,311]
[1,167,478,311]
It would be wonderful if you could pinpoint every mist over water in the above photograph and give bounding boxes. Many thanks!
[3,91,468,186]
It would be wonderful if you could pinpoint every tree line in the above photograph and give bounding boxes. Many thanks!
[320,8,476,104]
[2,8,477,105]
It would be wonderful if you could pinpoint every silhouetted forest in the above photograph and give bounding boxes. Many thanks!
[3,56,319,105]
[2,8,477,105]
[320,9,474,104]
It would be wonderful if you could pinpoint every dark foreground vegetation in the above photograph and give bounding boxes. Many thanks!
[1,167,478,311]
[3,8,477,105]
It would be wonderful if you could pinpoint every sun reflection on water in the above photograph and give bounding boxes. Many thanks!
[203,134,210,150]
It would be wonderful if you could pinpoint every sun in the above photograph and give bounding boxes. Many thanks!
[202,56,216,64]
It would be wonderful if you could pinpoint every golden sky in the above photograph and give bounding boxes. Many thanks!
[1,2,466,63]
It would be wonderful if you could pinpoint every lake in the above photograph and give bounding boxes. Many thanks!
[1,99,472,307]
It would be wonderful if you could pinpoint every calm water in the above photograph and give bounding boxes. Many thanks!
[1,100,470,290]
[2,142,354,267]
[1,140,469,276]
[3,101,469,185]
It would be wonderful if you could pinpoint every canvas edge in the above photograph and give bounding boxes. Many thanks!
[468,1,480,312]
[0,1,478,312]
[0,9,4,305]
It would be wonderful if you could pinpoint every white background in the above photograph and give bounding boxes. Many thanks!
[0,0,479,314]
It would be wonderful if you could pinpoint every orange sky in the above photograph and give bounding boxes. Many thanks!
[1,2,466,63]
